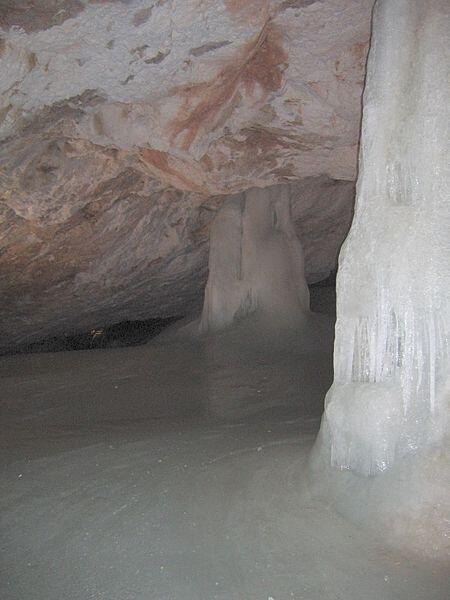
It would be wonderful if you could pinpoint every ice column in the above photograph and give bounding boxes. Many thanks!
[317,0,450,475]
[199,184,310,333]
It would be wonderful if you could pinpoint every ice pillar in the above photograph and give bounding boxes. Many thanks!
[199,184,310,333]
[316,0,450,475]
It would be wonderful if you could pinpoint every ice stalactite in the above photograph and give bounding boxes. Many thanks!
[316,0,450,476]
[199,184,310,333]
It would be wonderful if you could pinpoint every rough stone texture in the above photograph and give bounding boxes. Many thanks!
[0,0,371,347]
[0,174,354,347]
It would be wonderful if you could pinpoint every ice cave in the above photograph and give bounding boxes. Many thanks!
[0,1,448,599]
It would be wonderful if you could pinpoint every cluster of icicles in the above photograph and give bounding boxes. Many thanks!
[320,0,450,475]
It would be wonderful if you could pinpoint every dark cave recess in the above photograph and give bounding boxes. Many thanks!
[1,275,336,356]
[0,316,180,356]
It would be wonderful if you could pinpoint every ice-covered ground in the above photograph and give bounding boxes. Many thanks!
[1,312,448,600]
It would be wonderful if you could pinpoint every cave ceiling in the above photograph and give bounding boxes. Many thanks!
[0,0,373,347]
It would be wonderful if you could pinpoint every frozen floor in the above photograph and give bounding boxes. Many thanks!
[0,319,448,600]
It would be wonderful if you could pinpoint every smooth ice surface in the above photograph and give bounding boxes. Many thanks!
[1,314,449,599]
[318,0,450,475]
[200,185,310,333]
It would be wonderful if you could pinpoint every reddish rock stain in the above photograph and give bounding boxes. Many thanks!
[140,148,208,193]
[224,0,270,23]
[168,20,288,151]
[133,7,152,27]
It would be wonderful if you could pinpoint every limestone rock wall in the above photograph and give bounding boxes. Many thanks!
[0,0,371,347]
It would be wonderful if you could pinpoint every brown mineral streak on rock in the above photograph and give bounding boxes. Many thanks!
[140,148,209,194]
[224,0,270,23]
[352,41,368,60]
[189,41,231,57]
[169,19,287,151]
[133,7,152,27]
[279,0,318,10]
[227,127,323,155]
[27,52,38,71]
[351,41,369,74]
[0,104,11,124]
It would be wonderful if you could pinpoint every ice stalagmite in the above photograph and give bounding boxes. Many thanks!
[200,185,310,333]
[317,0,450,476]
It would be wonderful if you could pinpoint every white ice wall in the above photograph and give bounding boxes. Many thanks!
[318,0,450,475]
[200,185,310,333]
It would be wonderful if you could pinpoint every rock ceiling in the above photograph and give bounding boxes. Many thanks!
[0,0,373,347]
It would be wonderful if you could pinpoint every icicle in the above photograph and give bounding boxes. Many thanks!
[317,0,450,475]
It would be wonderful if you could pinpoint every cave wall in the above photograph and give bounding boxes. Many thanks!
[0,177,354,348]
[0,0,372,347]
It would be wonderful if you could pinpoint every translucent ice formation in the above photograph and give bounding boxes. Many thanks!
[317,0,450,475]
[200,185,310,333]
